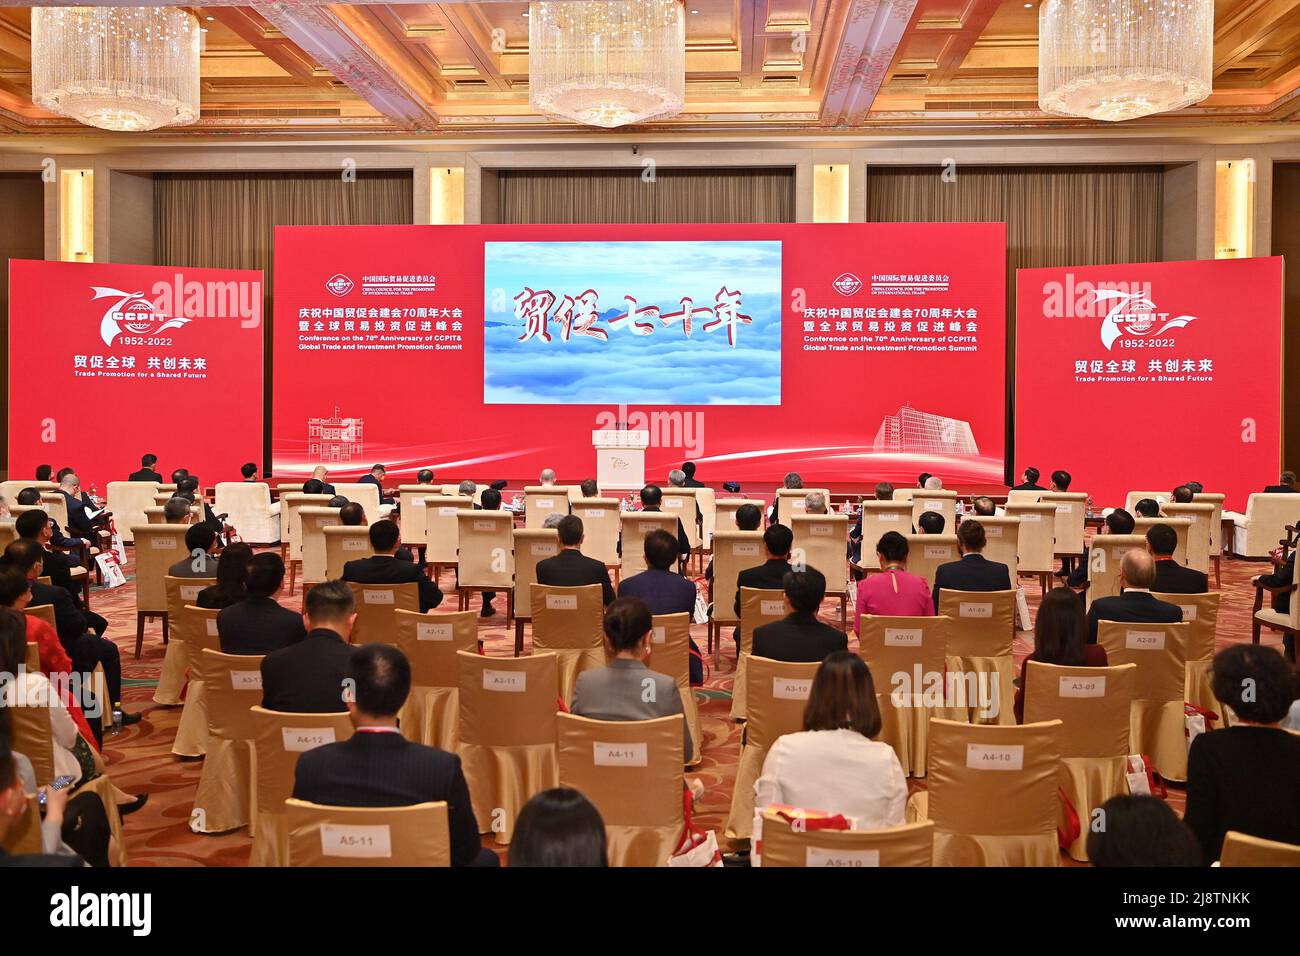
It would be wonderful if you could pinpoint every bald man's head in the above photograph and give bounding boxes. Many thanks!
[1120,548,1156,589]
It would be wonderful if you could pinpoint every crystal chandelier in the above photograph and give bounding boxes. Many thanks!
[1038,0,1213,122]
[529,0,685,128]
[31,7,200,132]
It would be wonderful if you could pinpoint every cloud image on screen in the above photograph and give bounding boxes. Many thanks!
[483,240,782,405]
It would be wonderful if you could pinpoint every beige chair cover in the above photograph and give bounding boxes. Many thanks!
[1098,621,1190,781]
[214,481,280,545]
[423,495,471,567]
[911,718,1062,866]
[1153,591,1220,715]
[856,502,915,570]
[725,656,821,841]
[285,799,450,866]
[776,487,831,527]
[1229,492,1296,557]
[647,612,702,766]
[760,816,935,867]
[105,480,160,543]
[976,517,1021,582]
[938,588,1017,724]
[532,583,607,703]
[347,581,419,646]
[1162,503,1215,573]
[1,795,42,855]
[23,603,55,630]
[456,650,559,844]
[712,499,764,545]
[299,506,344,586]
[860,614,949,775]
[1083,534,1147,609]
[456,511,514,613]
[1038,492,1088,558]
[192,648,265,833]
[708,530,765,664]
[522,488,570,530]
[1024,661,1136,861]
[394,608,478,750]
[1219,830,1300,866]
[280,493,334,566]
[248,707,354,866]
[1005,503,1058,586]
[660,489,702,551]
[729,587,788,720]
[131,524,190,646]
[1134,516,1192,566]
[791,513,850,620]
[397,484,440,548]
[569,498,622,567]
[512,529,559,638]
[323,526,374,581]
[910,490,958,530]
[173,607,220,757]
[155,576,215,705]
[619,512,678,578]
[558,713,685,866]
[903,534,958,592]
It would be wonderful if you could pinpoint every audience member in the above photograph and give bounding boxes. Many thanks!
[803,491,828,515]
[617,528,701,683]
[579,479,599,498]
[768,472,803,523]
[932,519,1013,612]
[1086,549,1182,643]
[972,496,996,517]
[309,466,336,495]
[261,580,357,713]
[536,515,615,605]
[339,502,366,526]
[169,524,220,578]
[34,465,52,483]
[752,567,847,663]
[923,476,943,491]
[734,524,795,619]
[638,484,690,558]
[15,488,85,559]
[1014,587,1108,722]
[1134,497,1162,518]
[216,553,306,655]
[341,519,442,612]
[291,643,496,867]
[162,496,193,525]
[1013,467,1044,491]
[0,721,83,867]
[1263,470,1298,494]
[1085,795,1201,866]
[1050,470,1072,492]
[917,511,946,535]
[1147,524,1207,593]
[667,469,686,488]
[1066,508,1134,587]
[197,542,252,610]
[416,468,435,485]
[360,464,394,505]
[705,502,761,582]
[538,468,557,486]
[128,454,162,483]
[849,481,894,562]
[240,462,259,482]
[854,531,932,629]
[754,651,905,828]
[509,788,608,867]
[58,474,107,539]
[681,461,705,488]
[1171,484,1194,504]
[474,488,503,617]
[15,510,107,635]
[1183,644,1300,863]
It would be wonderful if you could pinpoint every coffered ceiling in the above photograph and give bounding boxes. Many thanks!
[0,0,1297,136]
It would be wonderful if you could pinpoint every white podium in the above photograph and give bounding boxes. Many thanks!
[592,430,650,491]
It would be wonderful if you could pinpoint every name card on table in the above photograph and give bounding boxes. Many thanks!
[282,727,337,751]
[593,742,648,767]
[320,824,392,859]
[417,621,453,642]
[483,669,527,693]
[966,744,1024,771]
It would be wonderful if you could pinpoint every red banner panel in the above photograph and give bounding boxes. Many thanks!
[1015,257,1283,510]
[8,259,264,491]
[273,223,1006,486]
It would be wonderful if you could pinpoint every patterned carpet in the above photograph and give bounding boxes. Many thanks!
[90,548,1280,866]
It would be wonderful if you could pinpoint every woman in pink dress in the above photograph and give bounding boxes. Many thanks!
[854,531,934,633]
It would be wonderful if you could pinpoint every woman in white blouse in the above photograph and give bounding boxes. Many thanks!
[754,651,907,829]
[0,612,85,787]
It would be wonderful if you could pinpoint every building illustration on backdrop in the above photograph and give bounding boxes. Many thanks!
[872,403,979,456]
[308,406,365,463]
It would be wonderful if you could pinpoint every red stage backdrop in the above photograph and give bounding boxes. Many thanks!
[272,223,1006,485]
[8,259,264,491]
[1015,257,1283,510]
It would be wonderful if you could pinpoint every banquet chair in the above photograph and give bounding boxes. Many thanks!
[0,795,42,855]
[619,512,679,578]
[512,528,559,653]
[423,495,471,583]
[191,648,265,833]
[531,583,606,703]
[331,482,391,518]
[323,526,373,581]
[648,612,702,766]
[1006,502,1057,594]
[557,713,685,867]
[975,516,1020,583]
[346,582,419,646]
[569,498,621,572]
[523,486,570,530]
[1097,621,1190,781]
[0,523,16,553]
[397,483,440,552]
[1023,661,1136,861]
[661,489,702,567]
[456,510,514,617]
[456,650,559,845]
[1218,831,1300,867]
[775,487,831,527]
[23,640,39,673]
[1134,516,1191,566]
[1251,551,1300,658]
[903,534,958,593]
[394,608,478,751]
[855,502,914,570]
[1038,492,1088,564]
[759,817,935,868]
[105,480,160,544]
[910,490,958,530]
[249,707,353,866]
[279,493,333,592]
[154,576,215,706]
[1226,493,1296,558]
[725,655,820,842]
[708,530,764,666]
[1153,591,1220,713]
[1193,493,1226,585]
[907,718,1062,867]
[1124,490,1172,514]
[1004,489,1044,507]
[1082,534,1147,609]
[298,506,344,593]
[859,614,949,775]
[144,503,202,525]
[214,481,280,545]
[713,498,765,541]
[1163,503,1215,574]
[440,483,486,505]
[937,588,1017,725]
[285,799,450,867]
[173,607,220,758]
[0,479,57,503]
[131,524,189,657]
[790,513,850,628]
[22,603,55,630]
[696,487,717,549]
[40,491,70,535]
[729,587,788,721]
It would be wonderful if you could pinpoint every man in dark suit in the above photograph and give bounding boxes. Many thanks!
[217,552,306,655]
[261,580,357,713]
[292,642,496,867]
[681,461,706,488]
[1087,548,1182,643]
[637,484,690,560]
[1066,508,1135,588]
[618,528,702,684]
[168,523,221,578]
[753,566,848,663]
[360,464,395,505]
[1012,467,1045,491]
[932,519,1013,612]
[240,462,259,482]
[342,518,442,612]
[176,476,225,535]
[1263,470,1299,494]
[57,474,108,539]
[735,523,796,618]
[536,515,615,604]
[128,454,163,483]
[308,466,337,496]
[1147,524,1208,594]
[14,488,84,557]
[14,510,109,636]
[706,502,762,583]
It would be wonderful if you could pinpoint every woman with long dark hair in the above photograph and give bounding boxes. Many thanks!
[197,542,253,610]
[509,788,608,867]
[1014,587,1108,722]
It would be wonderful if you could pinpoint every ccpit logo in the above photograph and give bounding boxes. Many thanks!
[832,273,862,296]
[94,287,190,346]
[326,274,355,297]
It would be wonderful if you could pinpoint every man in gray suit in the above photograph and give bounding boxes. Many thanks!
[570,596,692,761]
[168,523,221,578]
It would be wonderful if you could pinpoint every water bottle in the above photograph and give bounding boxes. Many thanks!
[111,703,123,735]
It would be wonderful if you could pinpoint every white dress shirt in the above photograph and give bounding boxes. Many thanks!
[754,728,907,829]
[2,673,83,785]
